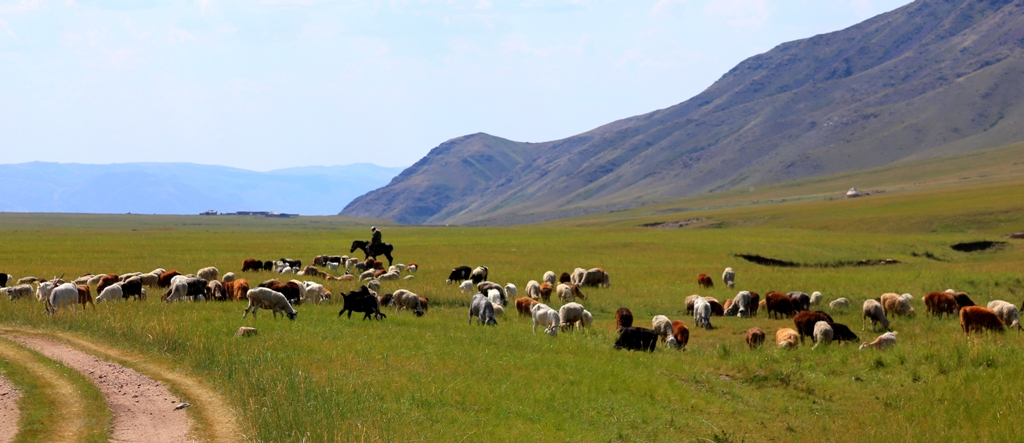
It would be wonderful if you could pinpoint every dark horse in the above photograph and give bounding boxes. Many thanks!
[350,240,394,266]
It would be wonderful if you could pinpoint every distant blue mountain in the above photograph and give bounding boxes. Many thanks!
[0,162,405,215]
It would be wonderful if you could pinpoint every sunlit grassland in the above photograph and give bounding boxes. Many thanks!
[0,171,1023,441]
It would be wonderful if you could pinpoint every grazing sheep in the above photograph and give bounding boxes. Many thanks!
[542,271,556,285]
[745,327,765,350]
[75,285,94,310]
[487,288,503,306]
[556,283,586,302]
[987,300,1021,330]
[924,291,958,318]
[579,268,609,287]
[491,303,504,317]
[829,297,850,311]
[666,320,689,350]
[539,282,553,303]
[96,274,119,294]
[18,276,39,286]
[359,270,376,281]
[505,283,517,299]
[515,297,539,316]
[788,292,810,312]
[952,292,976,311]
[809,291,822,307]
[96,283,124,303]
[748,292,761,317]
[73,274,93,286]
[570,268,586,286]
[693,296,713,330]
[862,299,890,332]
[830,323,860,344]
[531,303,559,336]
[526,280,541,300]
[722,298,734,313]
[197,266,219,282]
[776,328,799,349]
[393,289,425,316]
[579,310,593,329]
[722,267,735,288]
[705,297,724,316]
[613,327,658,352]
[766,292,794,319]
[725,291,752,317]
[812,321,834,349]
[793,311,834,344]
[1,284,33,301]
[477,281,507,306]
[459,280,474,293]
[243,287,297,320]
[559,272,572,284]
[859,331,897,350]
[221,272,236,283]
[615,307,634,330]
[697,273,713,289]
[470,266,489,285]
[224,279,250,301]
[303,282,329,304]
[558,302,585,332]
[378,271,400,281]
[880,292,915,317]
[367,279,381,292]
[469,293,497,326]
[685,294,701,315]
[46,283,80,314]
[651,315,673,343]
[407,263,418,273]
[418,296,428,312]
[960,306,1005,335]
[207,280,227,301]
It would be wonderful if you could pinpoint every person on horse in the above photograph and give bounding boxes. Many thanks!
[370,226,382,249]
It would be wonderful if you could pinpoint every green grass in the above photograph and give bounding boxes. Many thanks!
[0,162,1023,441]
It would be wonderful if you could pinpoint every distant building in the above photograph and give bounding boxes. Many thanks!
[200,210,218,215]
[846,187,864,198]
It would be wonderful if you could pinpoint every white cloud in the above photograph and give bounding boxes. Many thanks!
[650,0,684,17]
[0,0,41,15]
[0,19,20,43]
[474,0,492,10]
[502,33,589,58]
[168,28,196,44]
[703,0,768,28]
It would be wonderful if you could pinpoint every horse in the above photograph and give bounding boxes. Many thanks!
[350,240,394,266]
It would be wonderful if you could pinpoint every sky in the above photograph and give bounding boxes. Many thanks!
[0,0,914,171]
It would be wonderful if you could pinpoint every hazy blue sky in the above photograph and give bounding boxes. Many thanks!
[1,0,912,170]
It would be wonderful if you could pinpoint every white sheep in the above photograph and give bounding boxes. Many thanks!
[73,274,93,285]
[526,280,541,300]
[243,287,297,320]
[542,271,556,285]
[570,268,586,286]
[725,291,751,317]
[96,283,124,303]
[395,264,407,272]
[487,288,503,305]
[812,321,833,349]
[859,331,897,350]
[165,280,189,302]
[46,283,79,314]
[367,279,381,292]
[197,267,219,281]
[328,262,340,271]
[378,271,400,281]
[86,274,105,287]
[829,297,850,311]
[651,315,673,342]
[809,291,822,307]
[505,283,517,299]
[531,303,559,336]
[407,264,418,273]
[880,292,915,317]
[491,302,504,317]
[722,267,735,288]
[359,270,376,281]
[556,283,576,302]
[149,268,166,276]
[303,281,328,304]
[862,299,890,332]
[403,275,415,280]
[987,300,1021,330]
[222,272,236,283]
[138,272,159,287]
[580,310,593,329]
[393,289,424,316]
[558,302,585,331]
[459,280,475,294]
[693,296,712,330]
[345,258,359,270]
[36,280,57,302]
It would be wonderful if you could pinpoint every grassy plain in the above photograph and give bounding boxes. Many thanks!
[0,147,1023,442]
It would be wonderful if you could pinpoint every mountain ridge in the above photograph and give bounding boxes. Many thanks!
[342,0,1024,225]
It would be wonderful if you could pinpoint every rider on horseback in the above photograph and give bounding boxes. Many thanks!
[370,226,382,248]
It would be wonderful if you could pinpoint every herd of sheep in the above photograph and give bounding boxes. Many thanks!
[1,256,1018,354]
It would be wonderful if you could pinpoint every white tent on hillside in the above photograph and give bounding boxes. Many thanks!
[846,187,863,198]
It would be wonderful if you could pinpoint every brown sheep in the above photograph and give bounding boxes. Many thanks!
[766,291,794,319]
[539,282,553,303]
[158,270,181,288]
[558,272,571,284]
[748,292,761,317]
[96,273,119,294]
[793,311,833,344]
[697,273,713,289]
[952,292,976,310]
[705,297,724,316]
[76,285,94,310]
[722,298,734,313]
[515,297,538,317]
[960,306,1005,335]
[924,291,957,318]
[685,294,700,315]
[615,307,634,330]
[419,297,429,312]
[880,293,915,317]
[242,258,263,272]
[746,327,765,350]
[224,278,250,301]
[668,320,689,350]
